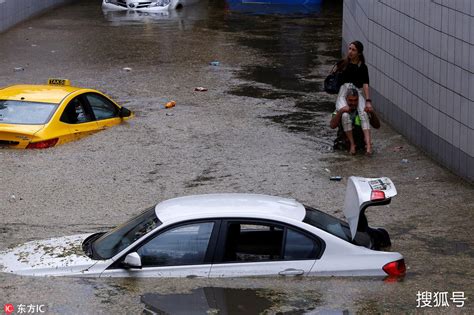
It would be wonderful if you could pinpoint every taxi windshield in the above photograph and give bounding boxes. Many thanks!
[92,207,161,260]
[0,100,58,124]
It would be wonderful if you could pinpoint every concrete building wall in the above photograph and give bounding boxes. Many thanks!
[0,0,74,33]
[342,0,473,182]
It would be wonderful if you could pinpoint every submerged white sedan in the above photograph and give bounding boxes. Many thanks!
[0,177,406,278]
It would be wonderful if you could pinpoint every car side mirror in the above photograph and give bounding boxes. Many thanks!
[119,107,132,118]
[123,252,142,269]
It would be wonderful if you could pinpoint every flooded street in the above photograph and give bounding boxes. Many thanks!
[0,0,472,313]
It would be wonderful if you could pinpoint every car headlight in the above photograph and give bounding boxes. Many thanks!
[154,0,170,6]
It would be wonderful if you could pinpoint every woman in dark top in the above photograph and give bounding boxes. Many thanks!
[334,41,375,155]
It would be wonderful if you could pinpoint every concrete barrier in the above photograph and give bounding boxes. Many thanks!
[0,0,75,33]
[342,0,474,182]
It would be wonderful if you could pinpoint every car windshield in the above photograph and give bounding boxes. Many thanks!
[0,100,58,124]
[92,207,161,260]
[303,206,352,242]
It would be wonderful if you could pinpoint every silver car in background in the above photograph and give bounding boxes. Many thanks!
[102,0,200,11]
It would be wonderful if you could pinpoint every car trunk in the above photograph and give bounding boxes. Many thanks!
[0,124,44,148]
[343,177,397,250]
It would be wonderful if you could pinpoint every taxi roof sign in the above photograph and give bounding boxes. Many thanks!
[48,78,71,86]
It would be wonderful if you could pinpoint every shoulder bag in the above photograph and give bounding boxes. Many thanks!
[324,64,343,94]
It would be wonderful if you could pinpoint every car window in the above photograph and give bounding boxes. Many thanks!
[303,206,352,242]
[223,223,284,262]
[284,228,319,260]
[222,222,320,263]
[85,93,118,120]
[137,222,214,267]
[0,100,57,124]
[60,97,93,124]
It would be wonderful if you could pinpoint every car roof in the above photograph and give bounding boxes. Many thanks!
[0,84,83,103]
[154,194,306,223]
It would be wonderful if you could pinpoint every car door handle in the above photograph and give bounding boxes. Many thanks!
[278,269,304,276]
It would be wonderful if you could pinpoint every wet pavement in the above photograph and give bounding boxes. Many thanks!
[0,0,473,313]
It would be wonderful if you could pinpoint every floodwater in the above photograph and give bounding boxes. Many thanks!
[0,0,473,313]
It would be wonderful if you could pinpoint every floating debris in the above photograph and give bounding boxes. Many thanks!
[165,101,176,109]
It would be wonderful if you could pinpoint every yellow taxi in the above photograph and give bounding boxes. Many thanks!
[0,79,133,149]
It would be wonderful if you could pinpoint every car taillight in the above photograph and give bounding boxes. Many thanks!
[26,138,58,149]
[383,259,406,277]
[371,190,386,201]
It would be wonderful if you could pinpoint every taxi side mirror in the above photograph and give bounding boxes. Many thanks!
[119,107,132,118]
[123,252,142,269]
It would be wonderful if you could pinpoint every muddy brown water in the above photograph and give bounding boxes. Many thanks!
[0,0,472,313]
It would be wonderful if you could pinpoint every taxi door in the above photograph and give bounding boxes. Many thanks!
[83,93,123,131]
[60,96,99,141]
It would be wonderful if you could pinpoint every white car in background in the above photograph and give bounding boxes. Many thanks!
[102,0,199,11]
[0,177,406,278]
